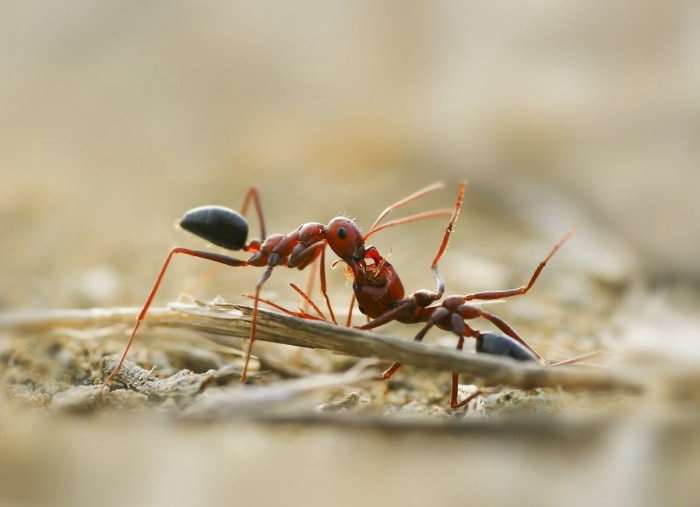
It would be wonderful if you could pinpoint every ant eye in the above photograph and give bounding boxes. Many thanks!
[337,227,347,240]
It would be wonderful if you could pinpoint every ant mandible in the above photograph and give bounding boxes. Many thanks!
[101,183,453,393]
[343,181,576,408]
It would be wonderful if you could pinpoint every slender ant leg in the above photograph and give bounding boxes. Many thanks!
[101,247,250,393]
[102,183,453,396]
[462,229,576,303]
[345,180,577,409]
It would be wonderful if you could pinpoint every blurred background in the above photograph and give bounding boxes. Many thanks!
[2,0,698,312]
[1,2,699,506]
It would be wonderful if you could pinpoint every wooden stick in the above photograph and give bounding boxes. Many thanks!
[0,302,642,393]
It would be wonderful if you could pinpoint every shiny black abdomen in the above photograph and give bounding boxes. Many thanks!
[180,205,249,251]
[476,332,539,361]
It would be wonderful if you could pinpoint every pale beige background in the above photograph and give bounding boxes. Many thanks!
[1,2,699,507]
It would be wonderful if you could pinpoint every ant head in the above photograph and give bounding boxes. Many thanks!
[326,217,365,261]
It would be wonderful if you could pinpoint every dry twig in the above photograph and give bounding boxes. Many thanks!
[1,302,642,393]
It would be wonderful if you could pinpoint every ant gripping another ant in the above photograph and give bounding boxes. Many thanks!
[101,183,453,394]
[342,181,579,408]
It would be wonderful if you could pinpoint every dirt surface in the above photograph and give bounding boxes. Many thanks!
[2,3,700,507]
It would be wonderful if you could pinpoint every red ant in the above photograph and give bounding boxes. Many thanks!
[101,183,452,393]
[343,181,577,408]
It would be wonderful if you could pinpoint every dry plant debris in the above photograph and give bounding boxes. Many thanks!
[0,299,643,423]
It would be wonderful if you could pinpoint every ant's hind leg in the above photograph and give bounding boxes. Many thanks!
[102,247,249,394]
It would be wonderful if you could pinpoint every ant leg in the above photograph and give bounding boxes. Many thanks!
[285,251,337,326]
[289,283,328,321]
[289,242,337,325]
[317,247,337,325]
[359,210,455,332]
[270,239,336,325]
[446,317,480,408]
[463,229,574,303]
[381,361,404,379]
[243,262,277,381]
[289,274,323,371]
[346,293,356,328]
[357,297,417,330]
[244,289,325,321]
[430,181,465,271]
[453,389,483,410]
[382,180,464,310]
[382,179,465,315]
[301,256,317,316]
[101,247,249,394]
[382,321,435,379]
[450,336,466,408]
[359,179,464,332]
[458,304,543,360]
[548,351,600,366]
[382,308,447,379]
[240,186,267,240]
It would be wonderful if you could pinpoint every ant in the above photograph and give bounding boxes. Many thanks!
[342,181,577,408]
[101,183,453,393]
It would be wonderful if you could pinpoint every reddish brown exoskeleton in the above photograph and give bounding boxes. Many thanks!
[101,184,453,394]
[342,181,577,407]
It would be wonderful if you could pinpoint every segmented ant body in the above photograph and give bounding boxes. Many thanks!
[102,184,451,392]
[344,181,575,407]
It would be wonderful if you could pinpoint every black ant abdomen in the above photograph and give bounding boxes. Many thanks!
[476,333,539,362]
[180,205,249,251]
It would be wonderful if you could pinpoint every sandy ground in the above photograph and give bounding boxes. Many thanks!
[2,3,700,507]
